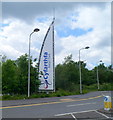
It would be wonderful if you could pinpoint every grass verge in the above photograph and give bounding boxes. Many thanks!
[2,83,112,100]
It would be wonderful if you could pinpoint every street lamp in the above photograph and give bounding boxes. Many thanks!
[97,60,102,90]
[79,46,90,94]
[0,55,2,66]
[28,28,40,97]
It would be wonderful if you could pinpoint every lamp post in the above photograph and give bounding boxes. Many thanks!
[79,46,89,94]
[28,28,40,97]
[0,55,2,65]
[97,60,102,90]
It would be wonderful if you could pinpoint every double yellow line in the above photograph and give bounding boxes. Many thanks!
[0,95,102,109]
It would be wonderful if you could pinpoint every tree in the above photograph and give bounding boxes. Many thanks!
[2,54,40,95]
[92,63,112,84]
[16,54,40,94]
[2,59,18,94]
[15,54,28,94]
[2,53,112,95]
[55,54,79,91]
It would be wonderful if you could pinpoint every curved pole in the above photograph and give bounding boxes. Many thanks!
[79,46,90,94]
[28,29,40,97]
[97,60,102,90]
[28,31,34,97]
[79,49,82,94]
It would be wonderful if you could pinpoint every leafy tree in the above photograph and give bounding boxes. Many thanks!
[15,54,28,94]
[92,63,112,84]
[2,53,112,96]
[55,55,79,92]
[2,59,18,94]
[0,60,2,94]
[1,55,7,63]
[16,54,40,94]
[2,54,40,95]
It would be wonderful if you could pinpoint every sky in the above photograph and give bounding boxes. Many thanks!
[0,2,111,69]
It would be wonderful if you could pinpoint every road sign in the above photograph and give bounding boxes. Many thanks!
[104,96,112,111]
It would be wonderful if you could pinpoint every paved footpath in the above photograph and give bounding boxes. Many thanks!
[1,91,113,119]
[2,91,111,107]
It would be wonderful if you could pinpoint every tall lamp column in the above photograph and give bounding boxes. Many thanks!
[28,28,40,97]
[79,46,90,94]
[97,60,102,90]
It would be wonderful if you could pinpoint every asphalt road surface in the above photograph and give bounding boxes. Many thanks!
[1,91,113,119]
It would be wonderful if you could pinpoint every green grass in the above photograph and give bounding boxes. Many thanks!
[0,96,2,100]
[2,90,78,100]
[2,94,27,100]
[82,83,112,94]
[99,83,113,91]
[2,83,112,100]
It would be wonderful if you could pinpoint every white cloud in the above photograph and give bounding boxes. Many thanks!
[70,3,111,30]
[0,2,111,69]
[55,3,111,69]
[0,18,52,60]
[0,44,23,59]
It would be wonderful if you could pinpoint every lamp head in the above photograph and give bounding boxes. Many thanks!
[34,28,40,32]
[85,46,90,49]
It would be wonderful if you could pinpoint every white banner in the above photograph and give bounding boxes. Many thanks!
[38,20,55,91]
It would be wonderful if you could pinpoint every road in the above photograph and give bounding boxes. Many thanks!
[1,91,113,119]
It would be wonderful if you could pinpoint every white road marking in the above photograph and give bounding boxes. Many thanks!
[100,91,111,97]
[95,110,110,119]
[55,109,111,119]
[55,109,96,116]
[67,102,96,107]
[71,113,77,120]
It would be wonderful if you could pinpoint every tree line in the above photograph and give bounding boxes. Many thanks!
[55,55,112,92]
[2,54,39,95]
[1,54,113,95]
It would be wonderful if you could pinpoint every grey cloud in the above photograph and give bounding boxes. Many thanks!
[2,2,107,23]
[95,36,111,49]
[2,2,75,22]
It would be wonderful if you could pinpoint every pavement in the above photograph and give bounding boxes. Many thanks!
[54,108,113,120]
[98,108,113,118]
[2,91,111,107]
[1,91,113,119]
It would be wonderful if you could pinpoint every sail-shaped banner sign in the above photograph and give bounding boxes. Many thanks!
[38,19,55,91]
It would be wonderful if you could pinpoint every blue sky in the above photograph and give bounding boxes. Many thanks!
[56,27,93,37]
[0,2,111,69]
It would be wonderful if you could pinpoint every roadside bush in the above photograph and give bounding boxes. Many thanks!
[2,83,112,100]
[100,83,112,91]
